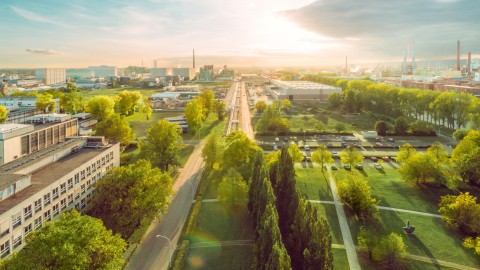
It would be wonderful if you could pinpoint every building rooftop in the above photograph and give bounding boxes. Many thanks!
[0,143,117,215]
[0,174,29,191]
[0,124,31,134]
[273,80,340,90]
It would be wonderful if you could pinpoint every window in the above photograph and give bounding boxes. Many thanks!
[81,198,86,209]
[96,160,101,169]
[74,189,80,201]
[60,198,66,209]
[81,184,86,194]
[0,240,10,258]
[34,217,42,229]
[30,133,38,152]
[86,180,91,190]
[12,212,21,229]
[75,203,80,210]
[24,224,32,236]
[23,205,32,220]
[86,166,91,176]
[0,220,9,237]
[67,194,73,205]
[52,204,59,216]
[106,154,110,162]
[43,210,51,222]
[92,163,96,172]
[12,235,22,249]
[21,136,29,155]
[80,170,85,181]
[43,193,51,206]
[67,178,73,189]
[110,151,114,159]
[74,173,80,185]
[34,199,42,213]
[101,157,105,165]
[60,183,66,194]
[52,187,59,200]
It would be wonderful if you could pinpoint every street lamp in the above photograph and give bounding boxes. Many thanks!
[156,234,172,268]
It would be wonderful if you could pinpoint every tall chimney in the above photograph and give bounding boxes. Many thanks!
[468,52,471,78]
[193,49,195,69]
[457,40,460,71]
[402,50,407,75]
[411,48,415,74]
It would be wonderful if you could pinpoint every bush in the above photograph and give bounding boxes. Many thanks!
[372,233,407,268]
[172,240,190,270]
[337,174,378,220]
[438,192,480,235]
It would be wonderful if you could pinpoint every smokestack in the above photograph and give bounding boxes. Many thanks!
[193,49,195,69]
[402,50,407,75]
[457,40,460,71]
[411,48,415,73]
[468,52,471,78]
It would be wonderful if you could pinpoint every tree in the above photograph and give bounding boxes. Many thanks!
[282,99,291,111]
[256,101,267,113]
[0,210,126,270]
[328,92,343,108]
[452,130,480,185]
[334,122,346,132]
[394,116,409,135]
[185,99,204,134]
[288,143,304,163]
[89,160,172,238]
[213,100,226,120]
[375,121,388,136]
[438,192,480,235]
[372,233,407,267]
[311,145,334,172]
[115,90,142,116]
[337,174,377,220]
[453,129,471,142]
[61,91,85,114]
[94,114,134,146]
[396,143,416,163]
[139,120,182,171]
[218,169,248,205]
[427,142,448,164]
[399,152,446,186]
[198,90,215,117]
[0,105,6,123]
[87,96,115,122]
[339,146,363,168]
[36,92,56,113]
[139,99,152,120]
[256,103,290,133]
[223,131,262,180]
[409,120,435,136]
[358,227,378,260]
[463,236,480,255]
[201,134,224,168]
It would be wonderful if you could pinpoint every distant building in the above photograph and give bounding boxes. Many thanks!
[150,68,172,78]
[66,69,94,80]
[172,68,196,80]
[0,97,60,114]
[216,65,234,81]
[35,68,66,85]
[87,66,117,78]
[267,80,342,101]
[198,65,215,81]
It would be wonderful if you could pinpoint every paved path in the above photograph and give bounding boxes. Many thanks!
[326,168,361,270]
[308,200,442,218]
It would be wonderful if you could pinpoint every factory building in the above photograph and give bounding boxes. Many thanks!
[267,80,342,101]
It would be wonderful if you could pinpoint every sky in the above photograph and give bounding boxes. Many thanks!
[0,0,478,68]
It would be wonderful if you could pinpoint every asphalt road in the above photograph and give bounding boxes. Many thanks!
[126,83,239,270]
[238,82,254,139]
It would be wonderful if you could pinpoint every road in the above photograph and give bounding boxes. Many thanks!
[238,82,254,139]
[126,82,239,270]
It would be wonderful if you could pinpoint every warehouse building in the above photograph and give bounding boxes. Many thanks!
[267,80,342,101]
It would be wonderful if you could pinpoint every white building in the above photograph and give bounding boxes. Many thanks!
[87,66,117,78]
[35,68,66,85]
[150,68,172,78]
[0,118,120,258]
[0,97,60,113]
[172,68,196,80]
[268,80,342,101]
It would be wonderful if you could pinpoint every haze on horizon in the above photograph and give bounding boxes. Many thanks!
[1,0,478,68]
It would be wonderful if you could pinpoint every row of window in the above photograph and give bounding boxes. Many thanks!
[20,119,78,155]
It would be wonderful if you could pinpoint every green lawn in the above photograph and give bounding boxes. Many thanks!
[295,164,333,201]
[314,204,343,245]
[126,111,184,138]
[185,202,255,270]
[332,248,349,270]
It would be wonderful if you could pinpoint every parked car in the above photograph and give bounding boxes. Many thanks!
[370,156,378,162]
[284,137,289,142]
[382,156,391,162]
[373,163,383,170]
[387,138,395,142]
[331,165,338,170]
[356,164,363,170]
[332,151,339,158]
[304,145,310,151]
[341,142,348,147]
[343,164,351,170]
[391,157,397,162]
[375,142,383,146]
[327,142,333,147]
[275,137,280,142]
[273,145,278,151]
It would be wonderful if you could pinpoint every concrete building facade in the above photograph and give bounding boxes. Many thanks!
[172,68,196,80]
[267,80,342,101]
[35,68,66,85]
[87,66,117,78]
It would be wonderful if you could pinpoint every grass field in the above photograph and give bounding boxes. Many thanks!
[127,111,184,138]
[79,87,161,99]
[295,164,333,201]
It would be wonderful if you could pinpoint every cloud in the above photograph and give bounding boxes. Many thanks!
[280,0,480,59]
[10,6,67,27]
[26,49,62,55]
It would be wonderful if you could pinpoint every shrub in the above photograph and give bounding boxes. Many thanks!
[372,233,407,268]
[337,174,378,220]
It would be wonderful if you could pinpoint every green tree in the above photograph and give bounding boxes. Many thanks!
[223,131,262,180]
[451,130,480,185]
[115,90,142,116]
[94,114,134,146]
[339,146,364,168]
[394,116,409,135]
[327,92,343,108]
[0,105,6,123]
[463,236,480,255]
[198,89,215,117]
[337,174,377,220]
[256,103,290,133]
[311,144,334,172]
[213,100,226,120]
[36,92,56,113]
[399,152,446,186]
[438,192,480,235]
[218,169,248,205]
[185,99,204,134]
[201,134,224,168]
[282,99,291,111]
[89,160,172,238]
[139,120,182,171]
[372,233,407,268]
[139,99,153,120]
[375,121,388,136]
[87,96,115,122]
[334,122,346,132]
[61,91,85,114]
[288,143,304,163]
[358,226,378,260]
[427,142,448,164]
[1,210,126,270]
[409,120,434,135]
[396,143,416,163]
[452,129,470,142]
[256,101,267,113]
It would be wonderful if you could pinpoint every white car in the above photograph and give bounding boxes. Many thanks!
[373,163,383,170]
[273,145,278,151]
[304,145,310,151]
[275,137,280,142]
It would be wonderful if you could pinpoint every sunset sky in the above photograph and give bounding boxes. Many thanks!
[1,0,478,68]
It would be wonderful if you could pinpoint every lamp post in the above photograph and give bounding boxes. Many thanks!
[156,234,172,268]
